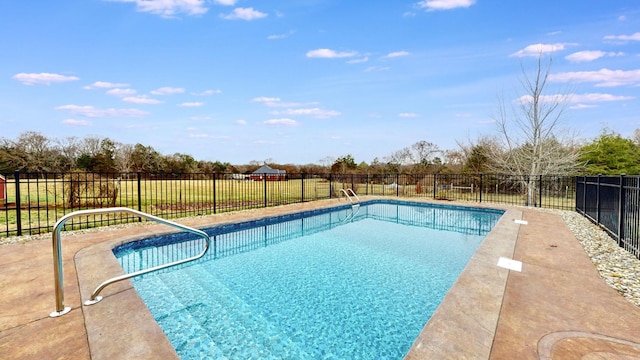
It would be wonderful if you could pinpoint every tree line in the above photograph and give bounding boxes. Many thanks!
[2,128,638,176]
[2,56,639,178]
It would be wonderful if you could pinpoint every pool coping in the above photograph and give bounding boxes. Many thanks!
[71,198,517,359]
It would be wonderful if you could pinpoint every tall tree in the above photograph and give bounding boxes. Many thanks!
[490,55,581,205]
[579,131,640,175]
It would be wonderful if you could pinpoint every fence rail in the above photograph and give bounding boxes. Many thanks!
[1,171,576,238]
[576,175,640,258]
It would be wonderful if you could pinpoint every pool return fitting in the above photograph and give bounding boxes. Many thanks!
[49,207,210,317]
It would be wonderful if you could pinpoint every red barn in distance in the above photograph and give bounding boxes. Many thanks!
[250,165,287,181]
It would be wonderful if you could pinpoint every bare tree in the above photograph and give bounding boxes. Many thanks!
[632,128,640,147]
[490,55,581,205]
[409,141,440,170]
[114,143,134,173]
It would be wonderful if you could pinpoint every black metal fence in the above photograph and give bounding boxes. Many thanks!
[576,175,640,258]
[0,171,576,238]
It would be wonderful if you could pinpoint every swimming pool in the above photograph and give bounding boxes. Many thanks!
[114,200,503,359]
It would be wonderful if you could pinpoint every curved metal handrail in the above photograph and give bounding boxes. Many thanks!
[340,188,361,203]
[50,207,210,317]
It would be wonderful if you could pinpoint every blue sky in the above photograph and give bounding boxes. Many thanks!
[2,0,639,164]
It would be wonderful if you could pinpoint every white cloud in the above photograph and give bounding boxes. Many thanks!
[151,86,185,95]
[550,68,640,87]
[235,119,247,125]
[417,0,476,11]
[347,57,369,64]
[570,104,598,110]
[364,66,391,72]
[399,112,419,118]
[271,108,341,119]
[604,32,640,42]
[263,118,298,126]
[306,48,357,58]
[178,102,204,107]
[384,51,410,58]
[192,89,221,96]
[106,88,137,97]
[122,95,162,104]
[213,0,236,5]
[252,97,313,108]
[252,96,281,103]
[267,30,294,40]
[517,93,634,104]
[565,50,623,63]
[189,116,211,121]
[570,93,634,102]
[110,0,207,18]
[221,7,267,20]
[510,43,572,57]
[189,133,230,139]
[56,104,149,117]
[61,119,91,126]
[83,81,129,90]
[12,72,79,85]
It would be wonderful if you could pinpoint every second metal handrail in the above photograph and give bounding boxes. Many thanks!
[340,188,361,204]
[50,207,210,317]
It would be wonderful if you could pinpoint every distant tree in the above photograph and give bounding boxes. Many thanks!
[93,138,117,173]
[0,131,62,172]
[409,140,440,172]
[579,131,640,175]
[318,156,335,171]
[489,55,581,205]
[55,136,82,171]
[384,148,410,174]
[455,136,501,174]
[331,154,357,173]
[441,150,464,173]
[130,144,162,173]
[197,160,229,173]
[113,143,134,173]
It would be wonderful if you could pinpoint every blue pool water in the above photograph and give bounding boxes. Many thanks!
[114,200,503,359]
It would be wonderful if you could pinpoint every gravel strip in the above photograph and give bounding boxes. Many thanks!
[2,207,639,307]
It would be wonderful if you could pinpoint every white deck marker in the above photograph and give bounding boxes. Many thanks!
[497,257,522,272]
[514,219,528,225]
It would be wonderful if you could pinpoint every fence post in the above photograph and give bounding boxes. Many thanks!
[263,175,267,208]
[329,173,333,199]
[596,174,601,224]
[137,172,142,215]
[538,175,543,208]
[14,170,22,236]
[433,173,437,199]
[213,173,217,214]
[479,174,483,203]
[396,174,399,197]
[301,173,305,203]
[351,174,354,191]
[581,176,586,213]
[366,173,369,195]
[618,174,626,247]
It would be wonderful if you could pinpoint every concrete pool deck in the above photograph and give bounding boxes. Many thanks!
[1,198,640,359]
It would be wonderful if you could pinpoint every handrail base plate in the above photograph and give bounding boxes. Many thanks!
[49,307,71,318]
[84,296,103,306]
